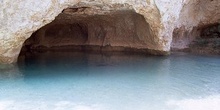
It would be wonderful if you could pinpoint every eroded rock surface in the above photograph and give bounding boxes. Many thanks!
[172,0,220,50]
[189,23,220,55]
[22,10,158,54]
[0,0,220,64]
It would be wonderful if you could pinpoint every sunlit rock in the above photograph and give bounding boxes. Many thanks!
[0,0,219,64]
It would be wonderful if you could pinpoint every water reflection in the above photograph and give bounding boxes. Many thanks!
[0,64,22,79]
[0,52,220,110]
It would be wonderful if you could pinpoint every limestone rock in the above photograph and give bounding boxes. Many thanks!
[172,0,220,49]
[0,0,220,64]
[23,10,155,52]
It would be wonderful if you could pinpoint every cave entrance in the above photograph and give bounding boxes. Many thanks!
[190,23,220,54]
[171,23,220,54]
[20,7,153,56]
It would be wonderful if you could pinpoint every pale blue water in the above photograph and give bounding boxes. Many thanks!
[0,52,220,110]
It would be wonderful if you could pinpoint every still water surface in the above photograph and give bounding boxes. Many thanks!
[0,52,220,110]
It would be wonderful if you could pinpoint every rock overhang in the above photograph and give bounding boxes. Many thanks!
[0,0,219,64]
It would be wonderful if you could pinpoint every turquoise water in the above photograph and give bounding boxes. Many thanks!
[0,52,220,110]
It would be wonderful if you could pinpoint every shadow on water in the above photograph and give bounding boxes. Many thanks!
[17,51,168,77]
[0,51,220,110]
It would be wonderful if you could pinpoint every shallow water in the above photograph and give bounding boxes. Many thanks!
[0,52,220,110]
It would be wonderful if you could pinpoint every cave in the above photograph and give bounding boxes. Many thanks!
[189,23,220,54]
[171,23,220,54]
[2,1,220,110]
[20,7,154,56]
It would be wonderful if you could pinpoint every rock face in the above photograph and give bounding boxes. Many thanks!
[23,10,158,54]
[188,23,220,54]
[0,0,219,64]
[172,0,220,50]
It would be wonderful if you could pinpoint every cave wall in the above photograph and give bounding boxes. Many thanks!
[23,10,153,52]
[172,0,220,50]
[0,0,182,64]
[188,23,220,54]
[0,0,220,64]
